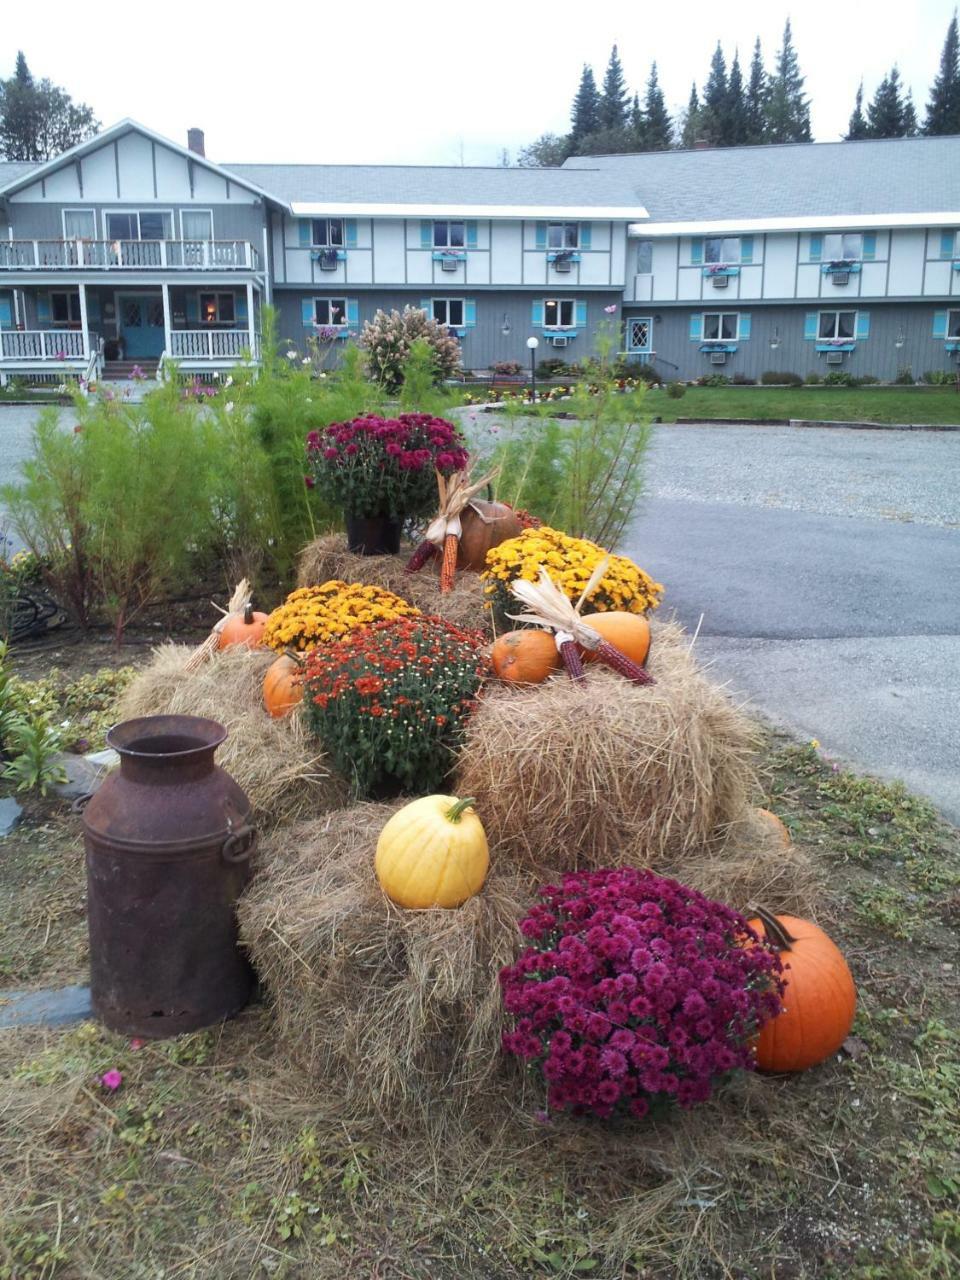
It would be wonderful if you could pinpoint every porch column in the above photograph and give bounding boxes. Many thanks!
[161,282,172,357]
[246,281,255,360]
[78,282,90,360]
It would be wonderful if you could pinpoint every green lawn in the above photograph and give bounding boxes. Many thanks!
[648,384,960,425]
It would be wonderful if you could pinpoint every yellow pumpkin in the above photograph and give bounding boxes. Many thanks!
[375,795,489,909]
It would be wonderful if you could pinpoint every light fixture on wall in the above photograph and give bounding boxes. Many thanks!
[895,326,905,350]
[501,313,511,336]
[769,326,781,351]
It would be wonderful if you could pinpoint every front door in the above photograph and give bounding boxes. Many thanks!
[627,316,653,356]
[119,294,165,358]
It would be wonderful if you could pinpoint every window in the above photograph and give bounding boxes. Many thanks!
[544,298,575,329]
[547,222,579,250]
[636,241,653,274]
[311,218,344,248]
[432,298,465,328]
[314,298,348,326]
[181,210,213,241]
[200,292,236,325]
[704,237,741,265]
[822,233,862,262]
[63,210,96,240]
[948,310,960,339]
[818,311,857,340]
[50,292,82,325]
[433,221,465,249]
[105,211,173,241]
[939,231,959,259]
[702,312,738,341]
[628,317,652,352]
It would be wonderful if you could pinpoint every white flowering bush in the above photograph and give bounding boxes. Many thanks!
[358,307,461,392]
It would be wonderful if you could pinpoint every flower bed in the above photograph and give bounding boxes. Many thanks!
[262,581,418,653]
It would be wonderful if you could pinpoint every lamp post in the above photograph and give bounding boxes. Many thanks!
[527,335,539,402]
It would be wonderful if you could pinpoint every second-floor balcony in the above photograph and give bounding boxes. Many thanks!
[0,239,260,273]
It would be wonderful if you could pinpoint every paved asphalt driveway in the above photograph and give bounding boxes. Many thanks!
[625,424,960,823]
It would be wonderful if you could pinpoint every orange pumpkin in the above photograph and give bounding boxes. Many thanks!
[748,910,856,1073]
[580,611,651,667]
[756,807,792,848]
[491,629,561,684]
[219,603,268,650]
[263,653,303,718]
[456,501,524,573]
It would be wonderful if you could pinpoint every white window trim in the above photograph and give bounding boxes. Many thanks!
[627,316,653,352]
[817,309,859,341]
[946,309,960,339]
[179,208,214,241]
[635,241,654,274]
[104,208,176,241]
[820,232,863,263]
[199,291,237,325]
[432,220,466,249]
[61,208,97,240]
[701,312,740,342]
[313,298,349,327]
[310,217,345,248]
[704,236,742,266]
[543,298,577,330]
[432,298,466,328]
[547,221,580,250]
[49,290,82,325]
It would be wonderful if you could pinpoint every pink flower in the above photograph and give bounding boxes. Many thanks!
[604,304,618,314]
[100,1069,123,1091]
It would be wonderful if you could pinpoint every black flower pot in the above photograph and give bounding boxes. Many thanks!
[345,514,402,556]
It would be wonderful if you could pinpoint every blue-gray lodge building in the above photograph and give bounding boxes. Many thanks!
[1,119,959,387]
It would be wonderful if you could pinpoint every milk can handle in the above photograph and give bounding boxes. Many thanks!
[221,821,257,864]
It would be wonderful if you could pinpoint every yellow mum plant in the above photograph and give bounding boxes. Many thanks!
[262,581,420,653]
[481,527,663,624]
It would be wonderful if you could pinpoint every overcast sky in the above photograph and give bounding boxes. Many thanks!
[5,0,958,167]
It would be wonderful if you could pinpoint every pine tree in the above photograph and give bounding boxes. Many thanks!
[0,51,99,161]
[846,82,869,139]
[629,93,646,150]
[924,11,960,135]
[726,50,749,145]
[570,64,602,141]
[680,83,702,148]
[903,91,919,137]
[866,66,916,138]
[764,18,811,143]
[642,61,673,150]
[702,42,729,145]
[598,44,630,131]
[745,38,767,143]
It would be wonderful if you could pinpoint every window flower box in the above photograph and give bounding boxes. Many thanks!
[822,260,861,275]
[698,342,738,354]
[702,264,740,278]
[547,250,581,264]
[432,250,466,262]
[311,249,347,268]
[814,340,856,353]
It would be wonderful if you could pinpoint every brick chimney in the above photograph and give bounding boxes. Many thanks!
[187,128,205,157]
[693,139,711,151]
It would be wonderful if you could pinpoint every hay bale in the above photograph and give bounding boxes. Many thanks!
[296,533,489,635]
[238,803,532,1128]
[116,644,345,825]
[454,623,760,882]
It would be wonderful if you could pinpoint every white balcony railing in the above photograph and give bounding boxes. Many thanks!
[0,329,86,360]
[169,329,260,361]
[0,240,260,271]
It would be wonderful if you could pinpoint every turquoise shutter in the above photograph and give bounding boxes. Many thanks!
[932,310,949,339]
[420,298,431,315]
[855,311,870,340]
[690,238,703,265]
[36,293,51,324]
[235,293,247,322]
[739,313,751,340]
[688,314,702,341]
[580,223,592,250]
[298,221,311,247]
[739,236,754,264]
[301,299,314,327]
[574,300,587,328]
[809,234,822,262]
[803,312,818,340]
[345,219,358,249]
[532,300,544,328]
[346,299,359,329]
[940,230,955,259]
[861,233,876,261]
[535,222,547,250]
[0,293,11,327]
[185,293,198,323]
[465,220,478,250]
[464,299,476,327]
[420,220,432,248]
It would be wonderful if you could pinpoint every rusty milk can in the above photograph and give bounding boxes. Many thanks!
[81,714,256,1037]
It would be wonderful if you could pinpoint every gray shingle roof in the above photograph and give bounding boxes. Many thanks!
[0,161,39,185]
[562,136,960,222]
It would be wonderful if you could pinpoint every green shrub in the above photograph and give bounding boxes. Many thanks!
[894,366,915,385]
[536,357,569,379]
[804,371,823,385]
[761,370,803,386]
[823,370,861,387]
[666,381,686,399]
[631,363,662,386]
[490,361,524,376]
[922,369,956,385]
[859,374,880,385]
[698,374,730,387]
[731,372,756,385]
[358,306,461,393]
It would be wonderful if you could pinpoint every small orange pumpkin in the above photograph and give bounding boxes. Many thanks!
[219,602,268,650]
[756,807,792,848]
[456,500,524,573]
[263,653,303,718]
[491,629,561,684]
[580,611,651,667]
[748,909,856,1073]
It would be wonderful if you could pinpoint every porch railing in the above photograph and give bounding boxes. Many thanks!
[0,329,86,360]
[0,240,260,271]
[169,329,260,360]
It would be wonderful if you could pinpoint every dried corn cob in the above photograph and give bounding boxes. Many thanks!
[593,639,656,685]
[556,631,585,681]
[405,540,438,573]
[440,532,459,592]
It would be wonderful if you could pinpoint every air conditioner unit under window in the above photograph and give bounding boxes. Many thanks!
[826,350,845,365]
[553,258,572,273]
[318,250,339,271]
[709,351,727,365]
[711,274,729,289]
[550,335,570,348]
[830,271,850,286]
[440,257,459,272]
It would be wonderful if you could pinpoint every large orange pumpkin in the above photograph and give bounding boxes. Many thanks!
[263,653,303,718]
[491,629,561,684]
[748,910,856,1073]
[580,611,651,667]
[219,603,268,650]
[756,807,792,848]
[456,500,523,572]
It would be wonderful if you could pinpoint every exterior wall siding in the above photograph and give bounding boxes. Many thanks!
[622,302,958,382]
[7,201,265,245]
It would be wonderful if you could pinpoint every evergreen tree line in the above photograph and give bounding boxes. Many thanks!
[0,52,98,161]
[518,11,960,165]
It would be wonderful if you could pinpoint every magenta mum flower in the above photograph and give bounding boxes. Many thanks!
[100,1069,123,1091]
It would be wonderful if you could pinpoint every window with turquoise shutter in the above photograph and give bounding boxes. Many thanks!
[580,223,592,251]
[932,311,948,339]
[346,300,359,328]
[940,230,957,259]
[861,233,877,261]
[345,220,358,249]
[532,299,544,327]
[739,313,752,340]
[420,221,432,249]
[465,221,478,249]
[808,235,822,263]
[301,299,314,327]
[803,313,818,339]
[688,314,702,341]
[855,311,870,340]
[690,238,703,265]
[739,236,754,264]
[298,221,311,247]
[575,300,587,328]
[535,222,547,250]
[464,299,476,328]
